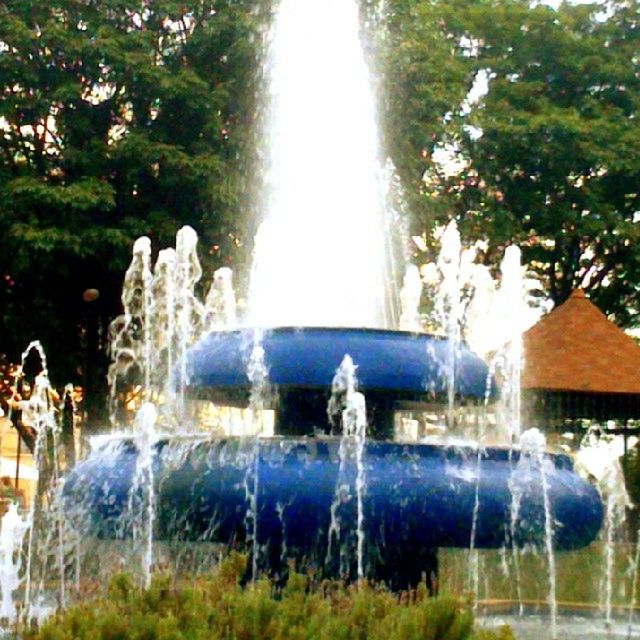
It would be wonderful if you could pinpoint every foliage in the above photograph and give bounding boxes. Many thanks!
[370,0,640,326]
[435,0,640,322]
[0,0,261,411]
[24,555,513,640]
[371,0,479,238]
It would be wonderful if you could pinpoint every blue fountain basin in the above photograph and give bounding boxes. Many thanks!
[187,327,493,399]
[64,436,602,562]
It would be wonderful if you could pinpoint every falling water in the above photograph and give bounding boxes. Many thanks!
[5,2,633,636]
[435,221,463,424]
[109,227,210,430]
[629,532,640,636]
[245,331,270,581]
[327,355,367,580]
[497,247,525,445]
[507,473,524,616]
[575,432,630,626]
[247,332,270,420]
[345,390,367,581]
[127,404,158,589]
[496,248,528,616]
[468,362,497,605]
[248,0,396,328]
[0,504,30,621]
[174,227,203,422]
[3,341,77,621]
[603,491,618,625]
[540,456,557,640]
[108,237,153,426]
[520,429,557,639]
[399,264,424,332]
[15,342,57,616]
[426,236,534,613]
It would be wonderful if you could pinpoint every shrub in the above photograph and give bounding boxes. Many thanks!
[24,555,513,640]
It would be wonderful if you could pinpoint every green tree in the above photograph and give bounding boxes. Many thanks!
[0,0,260,423]
[440,0,640,324]
[372,0,479,238]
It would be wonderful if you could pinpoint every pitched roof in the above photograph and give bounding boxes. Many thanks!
[522,289,640,394]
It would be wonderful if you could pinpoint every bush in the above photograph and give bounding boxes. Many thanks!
[24,555,514,640]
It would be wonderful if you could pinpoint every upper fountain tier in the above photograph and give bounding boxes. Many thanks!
[186,326,493,438]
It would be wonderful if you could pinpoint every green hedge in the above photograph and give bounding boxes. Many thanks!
[25,555,514,640]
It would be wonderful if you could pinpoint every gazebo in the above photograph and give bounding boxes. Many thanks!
[521,289,640,430]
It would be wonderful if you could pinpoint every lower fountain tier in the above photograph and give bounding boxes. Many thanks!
[64,436,602,580]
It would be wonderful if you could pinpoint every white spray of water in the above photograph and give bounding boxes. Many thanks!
[15,342,61,617]
[108,237,153,426]
[248,0,393,329]
[204,267,238,331]
[575,432,632,625]
[150,248,177,410]
[128,403,158,589]
[245,331,270,581]
[462,244,546,364]
[478,249,527,613]
[519,428,557,639]
[327,355,367,580]
[111,227,230,430]
[463,245,530,609]
[436,221,463,424]
[464,265,496,359]
[496,247,525,445]
[174,227,203,421]
[399,264,423,332]
[0,504,30,621]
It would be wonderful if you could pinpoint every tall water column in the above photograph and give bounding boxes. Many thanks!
[248,0,396,329]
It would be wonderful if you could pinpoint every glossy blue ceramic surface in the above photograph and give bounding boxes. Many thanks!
[187,327,493,398]
[65,437,602,556]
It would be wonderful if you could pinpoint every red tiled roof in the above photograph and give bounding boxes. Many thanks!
[522,289,640,394]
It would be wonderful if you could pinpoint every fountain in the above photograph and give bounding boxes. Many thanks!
[8,0,624,636]
[62,0,606,585]
[64,321,602,586]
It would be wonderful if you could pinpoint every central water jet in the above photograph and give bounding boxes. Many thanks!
[248,0,394,329]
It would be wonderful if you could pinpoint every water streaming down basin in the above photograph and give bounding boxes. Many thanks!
[327,356,368,582]
[3,0,637,637]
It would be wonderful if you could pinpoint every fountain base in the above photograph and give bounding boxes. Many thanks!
[64,436,602,585]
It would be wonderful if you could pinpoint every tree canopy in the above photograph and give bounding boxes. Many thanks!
[428,0,640,323]
[0,0,260,392]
